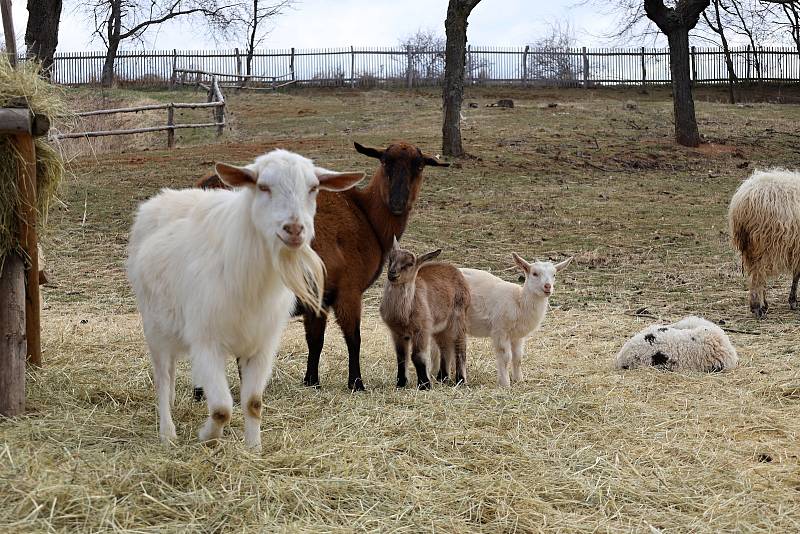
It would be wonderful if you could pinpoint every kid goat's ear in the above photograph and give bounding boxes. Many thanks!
[422,154,450,167]
[354,142,385,160]
[392,235,400,250]
[555,257,574,272]
[417,249,442,265]
[314,167,365,192]
[215,163,257,188]
[511,252,531,273]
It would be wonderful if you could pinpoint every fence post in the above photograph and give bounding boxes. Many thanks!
[582,46,589,89]
[290,47,295,81]
[350,45,355,87]
[467,45,473,84]
[235,48,242,83]
[691,46,697,82]
[0,252,25,416]
[406,48,413,89]
[522,45,529,83]
[166,104,175,148]
[640,46,647,93]
[169,49,177,89]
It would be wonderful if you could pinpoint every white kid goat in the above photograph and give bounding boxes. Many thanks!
[460,253,572,387]
[127,149,363,450]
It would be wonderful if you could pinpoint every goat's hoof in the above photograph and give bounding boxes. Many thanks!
[417,381,431,391]
[303,376,321,389]
[753,306,768,320]
[454,377,467,387]
[790,300,797,310]
[192,387,205,402]
[349,378,366,392]
[396,380,407,388]
[436,372,450,384]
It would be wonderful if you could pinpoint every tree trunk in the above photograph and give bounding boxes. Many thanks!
[442,2,474,157]
[667,27,701,147]
[25,0,62,78]
[0,253,26,417]
[101,1,122,87]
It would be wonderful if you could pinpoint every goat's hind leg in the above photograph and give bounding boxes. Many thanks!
[150,347,177,444]
[192,346,233,444]
[790,271,800,310]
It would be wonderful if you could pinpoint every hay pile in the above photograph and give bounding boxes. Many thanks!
[0,60,65,264]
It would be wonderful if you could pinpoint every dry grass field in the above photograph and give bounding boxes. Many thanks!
[3,84,800,532]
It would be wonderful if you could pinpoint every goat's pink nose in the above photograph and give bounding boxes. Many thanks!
[282,223,304,237]
[543,284,552,291]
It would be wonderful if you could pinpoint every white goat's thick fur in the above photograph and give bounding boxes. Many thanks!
[728,168,800,317]
[615,316,738,372]
[460,254,571,387]
[127,149,362,450]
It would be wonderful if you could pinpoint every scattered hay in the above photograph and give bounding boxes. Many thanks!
[0,60,66,264]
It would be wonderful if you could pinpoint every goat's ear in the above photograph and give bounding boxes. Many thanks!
[215,163,257,188]
[354,142,384,160]
[555,256,573,272]
[512,252,531,274]
[422,154,450,167]
[417,249,442,265]
[315,168,365,192]
[392,235,400,250]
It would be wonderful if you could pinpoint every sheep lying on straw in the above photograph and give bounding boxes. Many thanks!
[728,168,800,319]
[615,316,738,372]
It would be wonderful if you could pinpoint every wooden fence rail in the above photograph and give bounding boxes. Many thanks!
[33,45,800,88]
[54,78,226,148]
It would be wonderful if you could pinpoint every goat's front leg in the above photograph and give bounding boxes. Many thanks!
[510,338,524,383]
[303,311,328,388]
[150,348,177,443]
[334,294,366,391]
[239,351,275,452]
[191,346,233,444]
[410,333,432,390]
[393,333,409,388]
[493,338,512,387]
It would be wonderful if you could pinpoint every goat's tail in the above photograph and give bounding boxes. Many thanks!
[278,244,327,317]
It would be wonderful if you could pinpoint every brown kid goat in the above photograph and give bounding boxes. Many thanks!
[195,141,449,391]
[379,239,470,389]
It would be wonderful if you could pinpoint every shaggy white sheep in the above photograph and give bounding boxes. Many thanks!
[728,168,800,319]
[615,316,738,372]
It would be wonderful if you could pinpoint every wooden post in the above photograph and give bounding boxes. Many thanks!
[467,45,473,84]
[582,47,589,89]
[1,0,17,67]
[521,45,529,84]
[166,104,175,148]
[691,46,697,82]
[289,47,295,81]
[169,49,177,89]
[14,132,41,366]
[0,253,26,416]
[350,45,355,87]
[641,46,647,93]
[406,48,413,89]
[235,48,242,83]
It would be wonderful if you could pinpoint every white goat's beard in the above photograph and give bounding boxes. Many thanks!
[278,243,326,316]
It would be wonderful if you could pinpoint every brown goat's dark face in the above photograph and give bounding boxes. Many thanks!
[354,141,449,216]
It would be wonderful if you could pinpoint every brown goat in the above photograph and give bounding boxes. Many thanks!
[379,239,470,389]
[195,141,449,391]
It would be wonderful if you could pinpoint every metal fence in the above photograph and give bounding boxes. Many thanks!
[45,45,800,87]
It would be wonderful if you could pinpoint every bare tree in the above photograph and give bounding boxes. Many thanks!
[85,0,237,87]
[701,0,737,102]
[230,0,292,76]
[725,0,769,81]
[442,0,482,158]
[528,19,583,83]
[25,0,63,77]
[764,0,800,54]
[399,28,446,81]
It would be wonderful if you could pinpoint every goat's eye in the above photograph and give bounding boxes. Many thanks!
[258,184,271,193]
[532,272,539,277]
[309,185,318,194]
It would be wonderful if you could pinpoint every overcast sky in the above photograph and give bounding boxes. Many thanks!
[10,1,631,52]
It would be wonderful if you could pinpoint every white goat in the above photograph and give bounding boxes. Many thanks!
[127,149,363,450]
[460,253,572,387]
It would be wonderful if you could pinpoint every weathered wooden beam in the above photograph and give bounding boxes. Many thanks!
[74,101,222,117]
[0,252,26,416]
[14,133,41,367]
[54,122,224,139]
[0,108,33,135]
[0,0,16,68]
